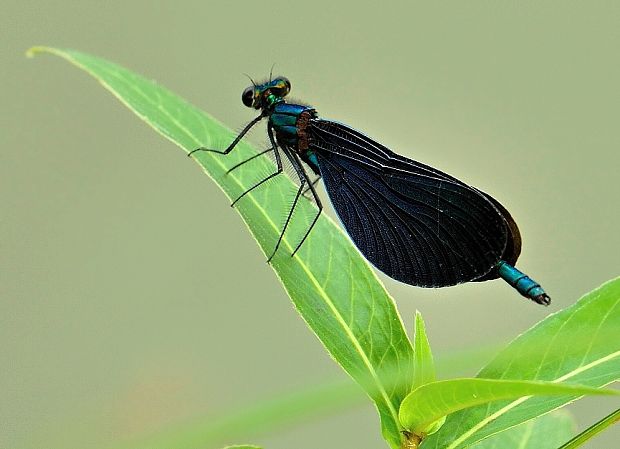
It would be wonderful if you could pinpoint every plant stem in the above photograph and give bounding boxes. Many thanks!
[557,408,620,449]
[401,431,423,449]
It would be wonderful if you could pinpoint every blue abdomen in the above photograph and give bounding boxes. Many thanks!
[497,261,550,305]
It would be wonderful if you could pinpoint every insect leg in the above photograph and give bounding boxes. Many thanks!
[302,175,321,198]
[188,114,264,157]
[230,125,283,207]
[266,145,309,262]
[267,148,322,262]
[290,153,323,256]
[226,147,274,174]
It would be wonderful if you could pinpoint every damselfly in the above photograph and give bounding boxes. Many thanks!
[189,76,550,305]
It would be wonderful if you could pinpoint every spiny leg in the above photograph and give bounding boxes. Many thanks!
[226,147,274,174]
[290,153,322,256]
[231,125,283,207]
[302,175,321,198]
[266,146,311,262]
[188,114,264,157]
[267,148,323,262]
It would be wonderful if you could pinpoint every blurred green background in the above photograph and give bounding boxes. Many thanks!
[2,1,618,448]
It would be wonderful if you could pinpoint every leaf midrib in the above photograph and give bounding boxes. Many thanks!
[41,47,402,430]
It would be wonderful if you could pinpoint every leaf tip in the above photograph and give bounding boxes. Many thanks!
[26,46,49,58]
[26,46,67,60]
[414,310,423,326]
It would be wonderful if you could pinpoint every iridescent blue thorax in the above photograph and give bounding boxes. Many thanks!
[268,102,320,173]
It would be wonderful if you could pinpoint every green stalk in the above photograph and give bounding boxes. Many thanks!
[557,408,620,449]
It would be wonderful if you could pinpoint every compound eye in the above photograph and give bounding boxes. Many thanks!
[275,76,291,95]
[242,86,255,107]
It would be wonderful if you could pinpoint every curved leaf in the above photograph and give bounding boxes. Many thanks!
[28,47,414,449]
[115,381,364,449]
[399,378,615,434]
[421,277,620,449]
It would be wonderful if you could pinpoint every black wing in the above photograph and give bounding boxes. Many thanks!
[472,192,522,281]
[308,119,517,287]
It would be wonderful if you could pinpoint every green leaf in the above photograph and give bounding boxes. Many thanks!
[222,446,262,449]
[412,311,444,434]
[116,380,365,449]
[421,277,620,449]
[399,378,615,435]
[413,311,436,390]
[556,407,620,449]
[29,46,414,449]
[468,410,575,449]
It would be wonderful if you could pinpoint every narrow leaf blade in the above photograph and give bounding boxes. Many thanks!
[29,46,415,449]
[412,311,445,434]
[223,446,262,449]
[413,311,436,389]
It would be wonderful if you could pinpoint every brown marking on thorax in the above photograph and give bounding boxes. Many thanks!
[296,109,315,153]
